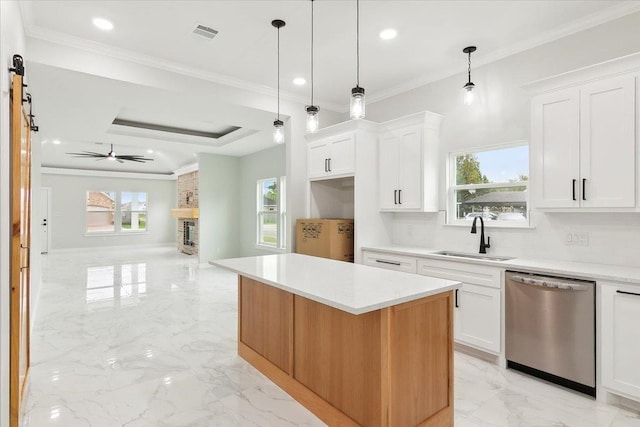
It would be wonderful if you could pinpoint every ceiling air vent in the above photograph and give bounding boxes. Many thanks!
[193,25,218,40]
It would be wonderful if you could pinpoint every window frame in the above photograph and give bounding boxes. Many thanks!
[256,176,286,251]
[447,141,530,228]
[85,190,149,235]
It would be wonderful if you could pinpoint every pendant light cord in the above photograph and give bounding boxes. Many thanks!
[277,26,280,119]
[467,51,472,84]
[356,0,360,87]
[311,0,314,105]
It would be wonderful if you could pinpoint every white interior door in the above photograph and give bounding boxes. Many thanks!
[40,187,50,254]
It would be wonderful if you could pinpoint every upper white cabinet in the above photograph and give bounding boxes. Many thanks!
[308,133,355,180]
[531,70,637,209]
[601,282,640,401]
[378,112,443,212]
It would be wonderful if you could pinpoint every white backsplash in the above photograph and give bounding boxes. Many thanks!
[390,211,640,268]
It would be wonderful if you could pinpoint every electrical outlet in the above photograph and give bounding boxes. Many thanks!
[565,231,589,246]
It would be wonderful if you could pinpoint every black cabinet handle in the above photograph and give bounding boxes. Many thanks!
[572,179,576,201]
[455,289,459,308]
[582,178,586,201]
[394,190,397,205]
[324,159,328,172]
[398,189,402,205]
[375,259,401,266]
[617,290,640,297]
[328,158,331,172]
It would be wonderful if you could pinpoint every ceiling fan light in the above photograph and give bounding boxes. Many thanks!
[350,86,365,119]
[273,119,285,144]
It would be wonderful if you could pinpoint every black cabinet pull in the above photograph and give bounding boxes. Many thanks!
[582,178,586,201]
[328,158,331,172]
[398,189,402,205]
[375,259,401,266]
[572,179,576,201]
[324,159,328,172]
[455,289,459,308]
[394,190,397,205]
[617,290,640,297]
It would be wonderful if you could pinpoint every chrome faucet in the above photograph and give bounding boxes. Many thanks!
[470,216,491,254]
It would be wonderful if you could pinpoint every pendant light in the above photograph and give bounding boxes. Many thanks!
[305,0,320,133]
[462,46,477,106]
[272,19,286,144]
[350,0,365,119]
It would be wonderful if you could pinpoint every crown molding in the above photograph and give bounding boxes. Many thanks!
[368,1,640,105]
[172,163,199,177]
[41,167,177,180]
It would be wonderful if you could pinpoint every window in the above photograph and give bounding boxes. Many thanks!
[448,143,529,226]
[86,191,148,234]
[257,177,286,249]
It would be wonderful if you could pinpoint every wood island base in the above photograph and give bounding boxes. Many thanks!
[237,275,454,427]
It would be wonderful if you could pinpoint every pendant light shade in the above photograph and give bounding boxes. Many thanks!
[306,0,320,133]
[462,46,477,106]
[272,19,286,144]
[350,0,365,119]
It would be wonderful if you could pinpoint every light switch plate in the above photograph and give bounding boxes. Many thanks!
[566,231,589,246]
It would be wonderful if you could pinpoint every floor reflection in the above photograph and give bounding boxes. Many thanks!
[85,263,146,307]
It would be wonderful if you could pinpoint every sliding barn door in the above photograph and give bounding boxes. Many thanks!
[10,72,31,427]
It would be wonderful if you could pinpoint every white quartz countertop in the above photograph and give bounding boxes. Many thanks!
[362,245,640,286]
[210,253,461,315]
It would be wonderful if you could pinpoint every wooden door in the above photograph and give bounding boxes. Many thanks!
[10,73,31,427]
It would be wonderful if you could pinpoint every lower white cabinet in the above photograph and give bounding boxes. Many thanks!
[362,250,417,273]
[417,259,502,354]
[601,282,640,400]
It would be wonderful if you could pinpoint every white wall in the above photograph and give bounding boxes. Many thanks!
[363,12,640,268]
[198,153,241,262]
[239,144,286,256]
[0,1,27,424]
[40,172,176,250]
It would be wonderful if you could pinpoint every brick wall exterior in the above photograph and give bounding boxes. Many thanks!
[176,171,198,255]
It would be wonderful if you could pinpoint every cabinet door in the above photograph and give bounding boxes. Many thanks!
[601,284,640,399]
[327,134,355,177]
[580,76,636,208]
[378,133,400,210]
[308,140,330,179]
[454,283,501,354]
[532,89,580,208]
[397,126,423,210]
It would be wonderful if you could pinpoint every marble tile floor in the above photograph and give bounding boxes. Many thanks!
[23,246,640,427]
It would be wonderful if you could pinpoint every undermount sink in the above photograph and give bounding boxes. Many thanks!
[433,250,515,262]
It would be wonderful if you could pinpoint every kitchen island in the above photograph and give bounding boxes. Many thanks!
[211,253,460,427]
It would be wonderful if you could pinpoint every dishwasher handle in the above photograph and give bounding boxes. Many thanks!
[509,275,590,291]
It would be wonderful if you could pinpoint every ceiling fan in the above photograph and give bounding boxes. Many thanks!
[67,144,154,163]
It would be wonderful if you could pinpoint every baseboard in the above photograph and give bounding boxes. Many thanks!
[454,342,500,365]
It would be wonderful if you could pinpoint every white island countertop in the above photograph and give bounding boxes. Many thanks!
[210,253,460,315]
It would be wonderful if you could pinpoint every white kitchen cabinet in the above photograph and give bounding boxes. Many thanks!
[307,133,355,180]
[378,112,442,212]
[362,250,417,273]
[601,282,640,400]
[417,258,502,354]
[532,74,636,209]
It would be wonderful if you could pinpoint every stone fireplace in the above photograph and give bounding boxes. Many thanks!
[175,171,199,255]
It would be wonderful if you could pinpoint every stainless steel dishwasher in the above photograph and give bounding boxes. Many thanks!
[505,271,596,397]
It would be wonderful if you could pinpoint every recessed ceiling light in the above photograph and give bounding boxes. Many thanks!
[293,77,306,86]
[52,140,61,145]
[147,149,153,154]
[92,17,114,31]
[379,28,397,40]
